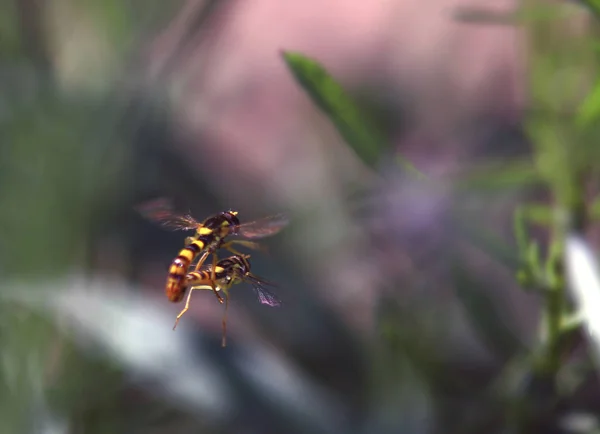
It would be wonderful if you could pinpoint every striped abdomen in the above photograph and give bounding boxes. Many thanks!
[186,263,228,287]
[166,239,206,302]
[185,271,212,286]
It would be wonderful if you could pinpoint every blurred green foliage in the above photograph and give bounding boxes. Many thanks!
[0,86,130,276]
[282,1,600,431]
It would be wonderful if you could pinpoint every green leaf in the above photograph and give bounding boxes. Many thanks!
[281,51,422,176]
[580,0,600,20]
[590,194,600,220]
[453,3,578,25]
[453,160,542,192]
[521,204,553,226]
[576,77,600,128]
[560,311,583,333]
[513,205,553,291]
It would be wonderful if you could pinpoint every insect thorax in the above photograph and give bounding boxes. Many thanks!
[212,258,244,282]
[202,211,239,230]
[195,232,220,251]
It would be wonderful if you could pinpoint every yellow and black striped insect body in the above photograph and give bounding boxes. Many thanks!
[176,254,282,347]
[137,199,287,307]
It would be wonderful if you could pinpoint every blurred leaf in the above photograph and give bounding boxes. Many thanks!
[513,205,552,290]
[453,267,525,360]
[281,51,382,166]
[579,0,600,19]
[545,237,565,291]
[453,3,577,25]
[576,77,600,128]
[560,311,583,333]
[453,160,542,192]
[281,51,422,176]
[522,204,553,226]
[590,194,600,220]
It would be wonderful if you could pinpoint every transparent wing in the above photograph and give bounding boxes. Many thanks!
[244,274,282,307]
[236,213,289,239]
[135,198,200,231]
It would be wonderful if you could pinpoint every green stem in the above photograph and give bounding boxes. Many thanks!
[541,237,565,376]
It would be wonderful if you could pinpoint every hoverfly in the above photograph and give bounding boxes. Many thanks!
[137,199,287,306]
[177,254,282,347]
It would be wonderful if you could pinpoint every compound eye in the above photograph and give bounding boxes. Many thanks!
[224,211,240,227]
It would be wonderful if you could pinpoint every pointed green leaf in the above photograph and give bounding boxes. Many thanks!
[576,77,600,128]
[281,51,421,176]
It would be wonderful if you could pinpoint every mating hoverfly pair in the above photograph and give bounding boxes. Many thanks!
[138,199,287,347]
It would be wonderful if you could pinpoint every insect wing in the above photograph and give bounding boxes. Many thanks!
[155,214,200,231]
[236,213,289,239]
[136,198,200,231]
[253,287,282,307]
[245,274,282,307]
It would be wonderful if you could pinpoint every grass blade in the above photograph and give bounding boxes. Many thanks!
[281,51,422,177]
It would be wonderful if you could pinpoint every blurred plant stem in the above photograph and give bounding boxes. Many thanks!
[523,0,588,369]
[507,0,600,430]
[449,0,600,430]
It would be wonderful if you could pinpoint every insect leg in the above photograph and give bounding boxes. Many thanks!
[172,284,216,330]
[208,253,224,304]
[173,285,200,330]
[194,251,224,304]
[221,287,230,347]
[193,251,210,271]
